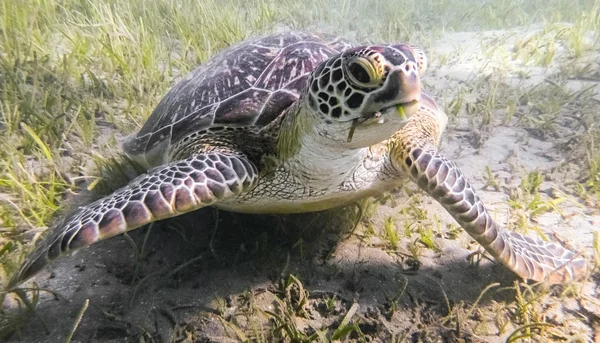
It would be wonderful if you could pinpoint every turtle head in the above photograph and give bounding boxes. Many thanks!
[304,43,426,148]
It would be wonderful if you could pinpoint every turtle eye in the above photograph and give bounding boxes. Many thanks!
[345,57,381,87]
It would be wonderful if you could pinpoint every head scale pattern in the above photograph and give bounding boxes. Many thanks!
[304,44,423,122]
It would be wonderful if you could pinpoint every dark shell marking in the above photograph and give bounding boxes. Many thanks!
[124,32,354,160]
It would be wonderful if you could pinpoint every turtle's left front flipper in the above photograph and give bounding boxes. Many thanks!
[9,152,259,289]
[389,100,587,284]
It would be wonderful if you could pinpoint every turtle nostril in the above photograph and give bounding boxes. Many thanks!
[402,62,418,74]
[397,65,421,102]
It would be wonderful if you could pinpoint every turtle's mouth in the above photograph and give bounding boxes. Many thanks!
[379,99,420,121]
[346,100,420,143]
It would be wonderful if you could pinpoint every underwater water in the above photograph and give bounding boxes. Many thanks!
[0,0,599,341]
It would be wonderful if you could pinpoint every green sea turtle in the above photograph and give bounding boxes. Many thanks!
[9,31,585,288]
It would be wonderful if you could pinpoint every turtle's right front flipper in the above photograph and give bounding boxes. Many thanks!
[400,148,587,283]
[388,102,587,284]
[10,152,258,288]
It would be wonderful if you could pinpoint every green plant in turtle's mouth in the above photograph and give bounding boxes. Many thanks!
[347,101,417,143]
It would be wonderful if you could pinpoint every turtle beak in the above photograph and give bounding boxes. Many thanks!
[388,62,422,120]
[347,98,420,143]
[394,61,422,105]
[360,61,422,121]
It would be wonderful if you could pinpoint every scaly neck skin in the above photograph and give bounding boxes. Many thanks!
[276,102,369,189]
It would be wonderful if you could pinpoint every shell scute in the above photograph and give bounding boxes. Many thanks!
[255,90,298,126]
[123,31,353,163]
[214,89,272,126]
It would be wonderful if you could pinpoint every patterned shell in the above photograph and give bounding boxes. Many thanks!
[124,31,354,158]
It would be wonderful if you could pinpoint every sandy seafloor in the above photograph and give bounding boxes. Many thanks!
[4,25,600,342]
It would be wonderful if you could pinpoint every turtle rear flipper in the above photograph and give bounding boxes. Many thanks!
[10,152,258,288]
[403,147,586,283]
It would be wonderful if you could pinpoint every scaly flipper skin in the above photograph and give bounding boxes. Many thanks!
[10,152,258,288]
[389,99,587,284]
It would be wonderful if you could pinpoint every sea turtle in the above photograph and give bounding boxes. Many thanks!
[9,31,585,289]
